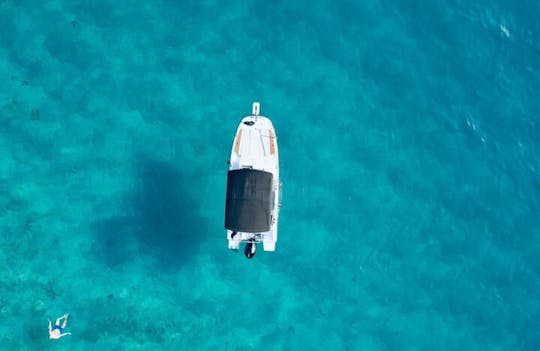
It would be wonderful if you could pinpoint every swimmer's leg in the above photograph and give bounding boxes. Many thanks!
[61,314,69,328]
[55,314,69,327]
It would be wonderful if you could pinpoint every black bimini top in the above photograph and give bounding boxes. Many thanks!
[225,168,273,233]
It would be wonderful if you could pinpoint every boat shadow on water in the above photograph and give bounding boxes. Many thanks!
[92,156,210,270]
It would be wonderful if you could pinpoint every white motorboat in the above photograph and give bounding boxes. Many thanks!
[225,102,281,258]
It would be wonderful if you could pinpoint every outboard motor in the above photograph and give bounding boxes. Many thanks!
[244,240,257,259]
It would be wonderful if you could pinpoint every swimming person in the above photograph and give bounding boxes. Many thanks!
[48,313,71,339]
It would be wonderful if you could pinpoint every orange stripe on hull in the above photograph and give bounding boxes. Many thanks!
[234,128,242,155]
[269,129,276,155]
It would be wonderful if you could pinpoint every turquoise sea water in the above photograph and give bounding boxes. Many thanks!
[1,0,539,350]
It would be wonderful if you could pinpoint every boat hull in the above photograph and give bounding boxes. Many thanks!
[225,103,280,252]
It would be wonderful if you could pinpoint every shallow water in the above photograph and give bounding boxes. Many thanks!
[0,0,539,350]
